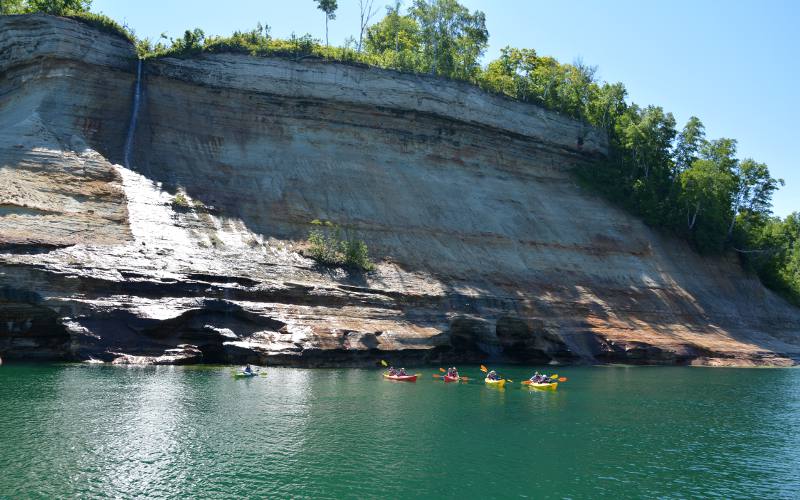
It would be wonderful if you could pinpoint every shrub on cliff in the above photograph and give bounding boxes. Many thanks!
[1,1,135,43]
[67,12,135,43]
[306,220,375,271]
[15,0,90,15]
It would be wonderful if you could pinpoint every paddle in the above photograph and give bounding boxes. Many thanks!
[380,360,388,367]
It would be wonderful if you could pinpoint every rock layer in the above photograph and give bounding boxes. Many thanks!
[1,14,799,366]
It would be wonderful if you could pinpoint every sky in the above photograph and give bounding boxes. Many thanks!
[92,0,799,217]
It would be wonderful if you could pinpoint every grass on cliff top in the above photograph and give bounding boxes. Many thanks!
[135,26,397,72]
[66,11,136,43]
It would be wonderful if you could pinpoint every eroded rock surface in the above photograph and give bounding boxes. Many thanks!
[1,14,799,366]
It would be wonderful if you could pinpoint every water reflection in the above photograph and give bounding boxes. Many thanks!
[1,364,798,498]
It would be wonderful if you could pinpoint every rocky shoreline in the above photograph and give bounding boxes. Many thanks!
[1,15,799,367]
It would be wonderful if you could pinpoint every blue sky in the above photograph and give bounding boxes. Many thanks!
[93,0,798,217]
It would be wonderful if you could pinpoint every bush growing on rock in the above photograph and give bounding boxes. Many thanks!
[307,220,375,271]
[171,193,191,208]
[1,1,136,42]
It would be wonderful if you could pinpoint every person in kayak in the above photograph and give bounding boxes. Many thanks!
[487,370,499,381]
[398,367,408,376]
[243,364,253,375]
[530,371,542,383]
[388,366,398,376]
[448,367,460,378]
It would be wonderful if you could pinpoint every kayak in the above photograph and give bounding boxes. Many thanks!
[233,372,257,378]
[522,380,558,391]
[383,373,418,382]
[484,378,506,388]
[444,375,460,383]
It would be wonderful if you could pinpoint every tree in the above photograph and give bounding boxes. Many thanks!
[357,0,379,52]
[585,83,627,131]
[409,0,488,79]
[700,138,738,173]
[480,47,539,99]
[0,0,26,14]
[735,213,800,304]
[24,0,91,14]
[365,2,419,52]
[679,159,736,253]
[727,158,783,238]
[364,2,422,71]
[674,116,706,175]
[314,0,338,46]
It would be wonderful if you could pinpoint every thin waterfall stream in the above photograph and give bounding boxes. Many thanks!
[123,59,143,168]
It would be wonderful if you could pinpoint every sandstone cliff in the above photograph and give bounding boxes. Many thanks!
[1,14,798,366]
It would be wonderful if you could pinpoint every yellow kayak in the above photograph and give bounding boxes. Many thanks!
[484,378,506,388]
[522,380,558,391]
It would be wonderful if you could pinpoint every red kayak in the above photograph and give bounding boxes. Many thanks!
[383,373,418,382]
[444,375,460,383]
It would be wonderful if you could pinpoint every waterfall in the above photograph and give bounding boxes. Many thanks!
[123,59,143,169]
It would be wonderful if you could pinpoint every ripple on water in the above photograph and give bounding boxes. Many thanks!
[0,365,799,498]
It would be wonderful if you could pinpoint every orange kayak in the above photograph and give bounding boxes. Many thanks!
[383,373,418,382]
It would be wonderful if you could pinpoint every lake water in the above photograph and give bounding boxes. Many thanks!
[1,364,798,499]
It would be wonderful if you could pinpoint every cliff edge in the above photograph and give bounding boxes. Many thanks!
[1,14,798,366]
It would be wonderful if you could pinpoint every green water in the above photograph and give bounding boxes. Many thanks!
[1,365,798,499]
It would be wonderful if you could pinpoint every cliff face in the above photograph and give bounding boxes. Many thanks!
[1,15,798,366]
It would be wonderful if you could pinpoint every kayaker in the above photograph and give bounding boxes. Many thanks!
[398,367,408,376]
[450,367,460,378]
[243,364,253,375]
[487,370,499,381]
[530,371,542,383]
[388,366,397,376]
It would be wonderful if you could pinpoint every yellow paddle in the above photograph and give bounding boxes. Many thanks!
[380,360,388,367]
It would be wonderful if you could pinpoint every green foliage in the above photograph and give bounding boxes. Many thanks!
[171,193,191,208]
[314,0,337,18]
[734,213,800,305]
[407,0,488,79]
[314,0,337,46]
[67,11,135,42]
[2,1,134,42]
[23,0,90,15]
[0,0,26,14]
[679,159,735,253]
[306,221,375,271]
